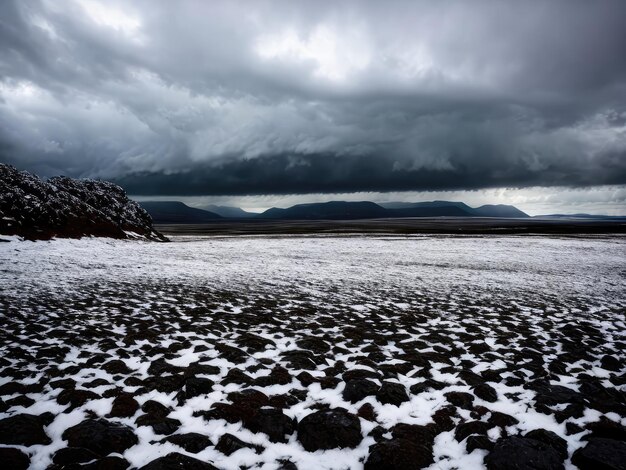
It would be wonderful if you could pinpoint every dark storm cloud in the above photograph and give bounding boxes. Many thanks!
[1,0,626,195]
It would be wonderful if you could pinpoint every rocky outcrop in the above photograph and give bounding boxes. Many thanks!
[0,164,166,240]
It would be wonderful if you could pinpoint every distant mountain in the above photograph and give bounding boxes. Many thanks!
[260,200,529,220]
[137,199,530,223]
[258,201,389,220]
[473,204,530,218]
[139,201,222,223]
[0,164,165,241]
[376,201,529,218]
[202,205,256,218]
[536,213,626,220]
[380,200,475,212]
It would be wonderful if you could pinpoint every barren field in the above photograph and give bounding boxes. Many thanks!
[0,235,624,469]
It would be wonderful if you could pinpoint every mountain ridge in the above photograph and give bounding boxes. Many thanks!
[139,199,533,222]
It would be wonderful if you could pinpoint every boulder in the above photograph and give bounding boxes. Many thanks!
[244,408,296,443]
[485,436,564,470]
[62,419,138,456]
[0,447,29,470]
[343,379,379,403]
[524,429,568,460]
[109,394,139,418]
[571,438,626,470]
[365,438,434,470]
[215,433,264,456]
[0,413,51,446]
[297,409,362,451]
[377,381,410,406]
[160,433,213,454]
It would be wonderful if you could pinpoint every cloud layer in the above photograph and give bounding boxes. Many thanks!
[1,0,625,195]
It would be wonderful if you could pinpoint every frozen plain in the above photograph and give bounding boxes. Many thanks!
[0,234,625,469]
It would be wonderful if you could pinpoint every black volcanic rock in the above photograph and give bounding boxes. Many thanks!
[485,436,564,470]
[297,408,362,451]
[0,164,165,240]
[571,438,626,469]
[365,438,434,470]
[343,379,379,403]
[0,413,51,446]
[62,419,138,456]
[0,447,30,470]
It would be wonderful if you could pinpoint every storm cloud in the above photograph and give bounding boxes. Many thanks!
[1,0,626,195]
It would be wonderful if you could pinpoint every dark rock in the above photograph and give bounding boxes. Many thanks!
[566,422,584,435]
[62,419,138,456]
[455,421,494,441]
[276,459,298,470]
[0,413,51,446]
[431,406,457,433]
[343,379,379,403]
[409,380,447,395]
[222,369,254,386]
[600,355,622,372]
[81,456,130,470]
[485,436,564,470]
[532,383,584,407]
[525,429,568,460]
[185,377,214,398]
[445,391,474,409]
[0,447,29,470]
[296,372,316,386]
[357,403,377,421]
[244,408,296,443]
[57,388,100,409]
[584,418,626,442]
[228,389,269,408]
[488,411,519,428]
[5,395,35,408]
[136,414,181,435]
[53,446,101,465]
[142,375,185,393]
[102,360,132,375]
[297,408,362,451]
[473,383,498,402]
[296,337,331,353]
[391,424,435,446]
[0,163,165,241]
[377,381,409,406]
[109,394,139,418]
[343,369,380,382]
[138,452,218,470]
[282,350,318,370]
[255,365,291,386]
[459,370,486,386]
[160,433,213,453]
[49,378,77,389]
[365,438,434,470]
[571,438,626,470]
[466,435,494,453]
[215,433,264,456]
[141,400,170,418]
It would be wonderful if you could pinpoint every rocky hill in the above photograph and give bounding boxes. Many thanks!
[0,164,166,241]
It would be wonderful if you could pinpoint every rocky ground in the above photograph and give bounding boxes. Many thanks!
[0,164,165,241]
[0,235,624,469]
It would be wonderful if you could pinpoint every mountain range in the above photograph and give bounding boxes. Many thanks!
[139,200,533,223]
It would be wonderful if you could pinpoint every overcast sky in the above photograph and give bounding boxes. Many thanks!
[1,0,625,213]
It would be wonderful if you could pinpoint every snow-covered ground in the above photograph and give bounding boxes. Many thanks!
[0,235,624,469]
